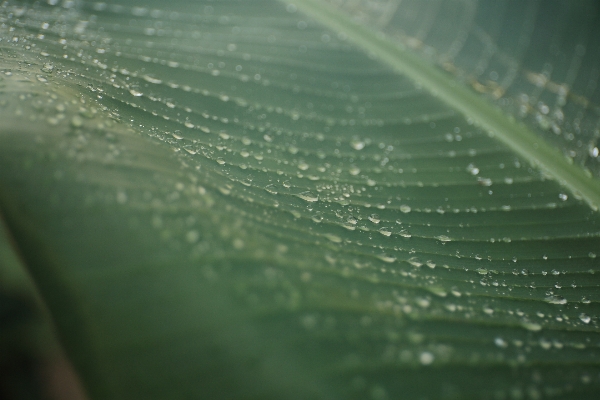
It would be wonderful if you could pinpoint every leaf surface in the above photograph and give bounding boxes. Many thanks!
[1,1,600,399]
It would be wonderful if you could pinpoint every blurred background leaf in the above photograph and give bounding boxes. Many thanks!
[1,1,600,399]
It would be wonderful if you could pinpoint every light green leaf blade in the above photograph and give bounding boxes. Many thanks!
[1,1,600,399]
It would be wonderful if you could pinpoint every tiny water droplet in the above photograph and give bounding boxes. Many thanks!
[407,257,422,267]
[295,191,318,202]
[378,227,392,237]
[325,233,342,243]
[41,63,54,73]
[142,75,162,84]
[521,322,542,331]
[400,205,411,213]
[377,254,396,263]
[419,352,434,365]
[579,313,591,324]
[350,139,365,150]
[264,184,278,195]
[399,229,412,238]
[368,214,380,224]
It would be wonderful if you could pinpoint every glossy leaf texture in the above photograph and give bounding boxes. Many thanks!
[1,1,600,399]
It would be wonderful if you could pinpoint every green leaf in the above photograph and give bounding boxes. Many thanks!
[1,0,600,399]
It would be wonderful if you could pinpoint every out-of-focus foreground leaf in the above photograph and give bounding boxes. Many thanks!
[1,0,600,399]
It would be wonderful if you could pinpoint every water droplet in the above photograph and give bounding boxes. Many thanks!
[579,313,591,324]
[494,337,508,348]
[264,184,278,195]
[142,75,162,84]
[41,63,54,73]
[368,214,380,224]
[419,352,434,365]
[407,257,422,267]
[521,322,542,331]
[350,139,365,150]
[399,229,412,238]
[435,235,451,242]
[377,254,396,263]
[216,158,226,165]
[295,191,318,202]
[129,89,143,97]
[378,227,392,237]
[349,166,361,176]
[545,295,567,305]
[427,286,446,297]
[539,338,552,350]
[400,205,411,213]
[70,116,83,128]
[325,233,342,243]
[466,164,479,175]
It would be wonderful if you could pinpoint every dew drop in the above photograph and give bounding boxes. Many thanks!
[350,139,365,150]
[545,295,567,305]
[579,313,591,324]
[419,352,434,365]
[129,89,143,97]
[295,191,319,202]
[399,229,412,238]
[378,227,392,237]
[142,75,162,84]
[521,322,542,331]
[400,205,411,213]
[368,214,381,224]
[264,184,278,195]
[377,254,396,263]
[325,233,342,243]
[41,63,54,73]
[494,337,508,348]
[407,257,422,267]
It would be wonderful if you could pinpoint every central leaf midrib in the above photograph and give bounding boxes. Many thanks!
[288,0,600,212]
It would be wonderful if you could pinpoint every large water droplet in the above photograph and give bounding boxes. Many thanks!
[368,214,380,224]
[295,191,319,202]
[579,313,591,324]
